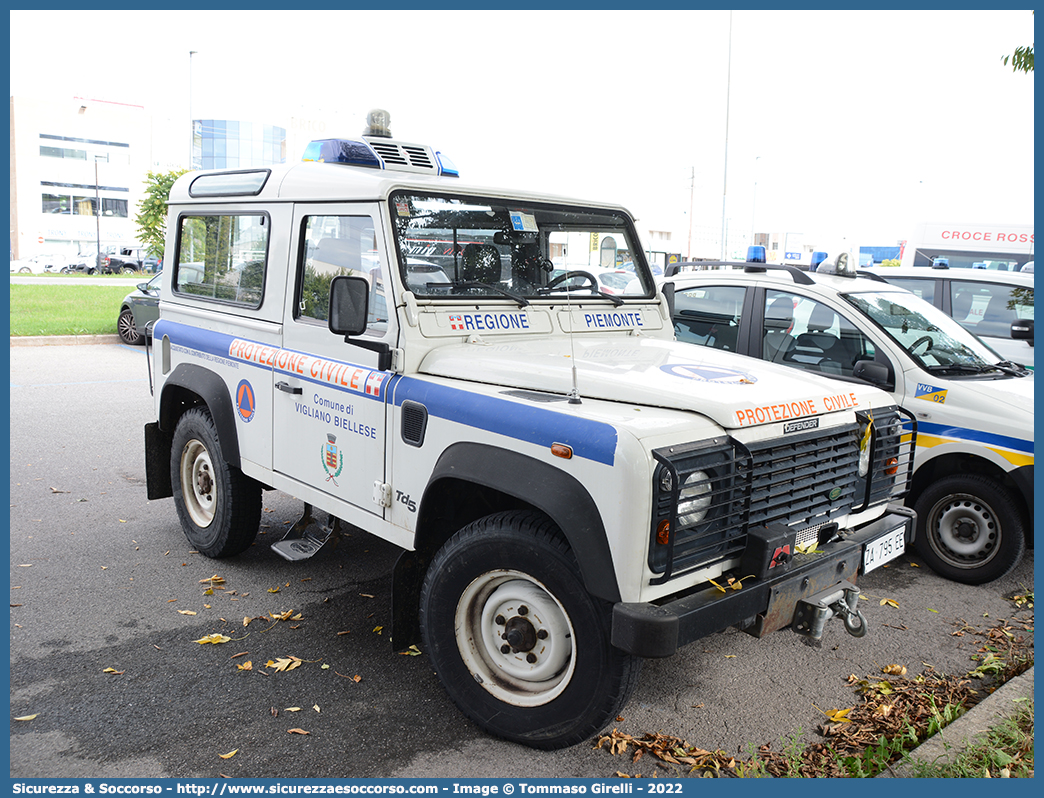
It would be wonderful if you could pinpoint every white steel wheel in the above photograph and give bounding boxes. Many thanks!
[180,438,216,528]
[169,407,261,558]
[455,570,576,707]
[419,510,642,749]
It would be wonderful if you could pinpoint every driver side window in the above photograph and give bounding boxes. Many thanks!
[763,291,876,378]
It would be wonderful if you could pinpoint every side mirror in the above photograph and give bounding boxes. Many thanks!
[660,281,676,320]
[852,359,893,390]
[1011,318,1034,343]
[328,275,370,337]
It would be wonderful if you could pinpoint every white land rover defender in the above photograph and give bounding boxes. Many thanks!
[144,115,916,749]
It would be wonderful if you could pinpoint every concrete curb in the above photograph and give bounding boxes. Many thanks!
[876,666,1034,777]
[10,334,121,346]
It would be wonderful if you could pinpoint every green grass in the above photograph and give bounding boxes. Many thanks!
[908,700,1034,778]
[9,284,132,336]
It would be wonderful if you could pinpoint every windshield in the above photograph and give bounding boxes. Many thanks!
[843,289,1007,373]
[389,192,655,302]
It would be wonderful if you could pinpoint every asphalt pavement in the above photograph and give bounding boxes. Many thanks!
[8,338,1035,779]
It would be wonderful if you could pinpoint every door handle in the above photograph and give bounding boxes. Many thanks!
[276,381,302,395]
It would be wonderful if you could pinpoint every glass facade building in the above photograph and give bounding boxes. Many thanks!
[193,120,286,170]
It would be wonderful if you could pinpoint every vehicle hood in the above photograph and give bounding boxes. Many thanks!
[419,336,887,431]
[912,370,1034,435]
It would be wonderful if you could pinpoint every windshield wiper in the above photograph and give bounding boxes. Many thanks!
[537,285,625,306]
[993,360,1030,376]
[925,363,999,375]
[443,281,530,308]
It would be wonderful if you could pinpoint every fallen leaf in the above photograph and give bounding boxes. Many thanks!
[287,728,309,735]
[880,598,899,608]
[321,663,330,670]
[237,661,252,671]
[178,610,197,616]
[102,668,125,675]
[824,707,853,723]
[285,707,302,712]
[268,657,302,672]
[14,714,38,721]
[795,541,818,555]
[373,625,383,635]
[313,705,320,713]
[219,749,238,759]
[353,675,362,683]
[194,633,231,645]
[200,575,226,585]
[882,664,907,676]
[399,645,422,656]
[268,587,281,594]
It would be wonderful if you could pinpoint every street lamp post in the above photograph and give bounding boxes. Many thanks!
[188,50,198,168]
[94,156,103,273]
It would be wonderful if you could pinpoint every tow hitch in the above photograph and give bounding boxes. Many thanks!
[793,583,867,640]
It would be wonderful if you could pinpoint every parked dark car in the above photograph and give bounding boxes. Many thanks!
[102,246,157,274]
[117,272,161,344]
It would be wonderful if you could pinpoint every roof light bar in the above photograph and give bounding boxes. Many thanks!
[302,139,382,169]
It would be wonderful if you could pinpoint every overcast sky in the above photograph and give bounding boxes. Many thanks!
[9,8,1035,256]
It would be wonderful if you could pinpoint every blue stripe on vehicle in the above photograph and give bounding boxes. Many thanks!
[393,377,618,467]
[916,421,1033,454]
[155,320,397,404]
[156,319,619,465]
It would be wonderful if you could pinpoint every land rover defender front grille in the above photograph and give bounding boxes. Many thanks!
[648,406,911,583]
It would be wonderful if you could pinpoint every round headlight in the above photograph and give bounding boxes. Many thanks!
[677,470,713,527]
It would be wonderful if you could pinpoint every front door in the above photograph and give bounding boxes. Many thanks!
[272,203,395,517]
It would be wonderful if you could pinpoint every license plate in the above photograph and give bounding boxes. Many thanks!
[863,525,906,573]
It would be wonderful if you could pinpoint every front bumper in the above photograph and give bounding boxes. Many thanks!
[611,504,916,657]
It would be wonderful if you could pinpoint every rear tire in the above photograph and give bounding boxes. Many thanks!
[170,407,261,557]
[913,473,1025,584]
[419,510,641,749]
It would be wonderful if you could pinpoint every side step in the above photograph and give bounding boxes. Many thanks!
[271,503,340,562]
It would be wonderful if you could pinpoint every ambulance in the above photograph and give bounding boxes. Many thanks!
[143,112,915,748]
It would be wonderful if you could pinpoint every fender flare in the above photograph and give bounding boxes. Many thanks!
[420,441,621,603]
[159,363,242,468]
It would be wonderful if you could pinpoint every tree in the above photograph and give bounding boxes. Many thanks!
[1002,45,1034,72]
[1002,12,1033,73]
[134,169,189,259]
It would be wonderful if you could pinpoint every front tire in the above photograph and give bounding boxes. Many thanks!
[913,474,1025,584]
[419,510,641,749]
[170,407,261,558]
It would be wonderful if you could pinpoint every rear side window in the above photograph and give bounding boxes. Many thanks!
[950,280,1034,338]
[174,213,268,307]
[887,277,935,305]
